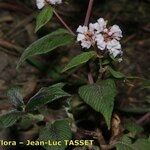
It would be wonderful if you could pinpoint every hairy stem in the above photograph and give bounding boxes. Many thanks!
[87,63,94,84]
[53,9,75,36]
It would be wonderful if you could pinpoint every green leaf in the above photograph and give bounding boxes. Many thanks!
[124,121,143,134]
[39,119,72,150]
[17,29,74,68]
[108,66,125,78]
[116,135,150,150]
[62,51,96,72]
[116,135,133,150]
[35,6,53,32]
[7,87,24,108]
[26,83,70,111]
[0,110,21,128]
[79,79,117,128]
[132,138,150,150]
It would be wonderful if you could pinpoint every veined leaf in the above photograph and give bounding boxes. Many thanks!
[7,87,24,108]
[39,119,72,150]
[108,66,125,79]
[17,29,74,68]
[26,83,70,111]
[116,135,150,150]
[116,135,133,150]
[35,6,53,32]
[0,110,21,128]
[62,51,96,72]
[79,79,117,128]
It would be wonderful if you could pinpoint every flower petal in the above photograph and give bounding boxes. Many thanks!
[109,25,122,40]
[81,40,92,49]
[95,34,106,50]
[107,40,122,57]
[89,23,96,32]
[48,0,62,4]
[77,34,85,41]
[97,41,106,50]
[77,25,88,33]
[107,39,121,50]
[97,18,107,32]
[36,0,45,9]
[95,34,104,43]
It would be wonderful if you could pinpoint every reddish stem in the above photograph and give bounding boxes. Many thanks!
[84,0,95,84]
[53,9,75,36]
[84,0,94,26]
[136,112,150,125]
[87,64,94,84]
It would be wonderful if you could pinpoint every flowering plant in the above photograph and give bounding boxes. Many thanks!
[77,18,123,59]
[0,0,149,150]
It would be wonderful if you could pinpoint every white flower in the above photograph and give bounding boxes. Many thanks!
[76,18,123,60]
[94,18,123,58]
[36,0,45,9]
[36,0,62,9]
[107,39,122,57]
[108,25,122,40]
[93,18,107,33]
[76,24,96,49]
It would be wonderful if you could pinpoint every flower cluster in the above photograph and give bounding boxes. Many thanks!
[77,18,123,58]
[36,0,62,9]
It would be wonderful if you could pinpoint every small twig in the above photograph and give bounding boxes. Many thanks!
[96,128,107,149]
[88,72,94,84]
[53,9,75,36]
[0,2,32,15]
[87,64,94,84]
[77,129,96,137]
[136,112,150,125]
[0,47,18,57]
[4,13,36,39]
[0,39,23,52]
